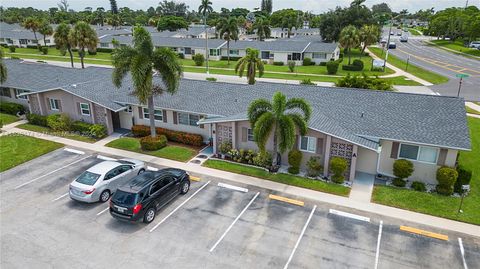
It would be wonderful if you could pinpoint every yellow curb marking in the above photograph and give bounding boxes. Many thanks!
[190,176,201,182]
[268,194,304,207]
[400,226,449,241]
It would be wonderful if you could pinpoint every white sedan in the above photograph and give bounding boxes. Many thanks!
[69,159,146,203]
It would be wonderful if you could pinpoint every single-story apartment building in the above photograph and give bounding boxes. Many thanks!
[0,22,54,47]
[1,60,471,184]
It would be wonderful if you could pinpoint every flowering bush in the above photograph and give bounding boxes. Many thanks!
[131,125,204,146]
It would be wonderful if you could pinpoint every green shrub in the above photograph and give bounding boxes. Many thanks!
[231,149,256,164]
[193,53,205,66]
[206,77,217,82]
[0,119,2,128]
[71,121,92,134]
[219,141,232,154]
[287,61,296,72]
[303,57,313,66]
[454,165,472,194]
[306,156,323,177]
[336,74,393,91]
[140,135,167,151]
[253,151,272,168]
[9,46,16,52]
[87,49,97,55]
[46,113,71,131]
[326,61,339,74]
[319,61,327,66]
[352,59,364,70]
[436,166,458,195]
[178,53,185,59]
[392,178,406,187]
[59,48,67,56]
[330,156,347,183]
[96,48,113,53]
[287,150,302,174]
[371,67,383,72]
[411,181,426,192]
[0,102,25,115]
[41,47,48,55]
[300,78,315,85]
[131,125,151,137]
[273,61,284,66]
[89,124,107,138]
[26,113,48,126]
[220,56,242,61]
[131,125,203,146]
[393,159,414,179]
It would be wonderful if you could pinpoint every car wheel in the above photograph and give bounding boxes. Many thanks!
[138,168,145,175]
[143,207,156,224]
[99,190,110,203]
[180,181,190,195]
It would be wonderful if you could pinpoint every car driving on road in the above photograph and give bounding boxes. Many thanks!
[388,42,397,49]
[400,36,408,42]
[109,168,190,224]
[69,159,146,203]
[469,41,480,49]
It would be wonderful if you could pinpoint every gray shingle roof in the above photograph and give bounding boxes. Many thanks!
[226,40,310,52]
[305,42,339,53]
[1,60,471,151]
[99,35,226,49]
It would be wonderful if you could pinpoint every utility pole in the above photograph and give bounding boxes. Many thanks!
[383,18,393,72]
[204,16,210,75]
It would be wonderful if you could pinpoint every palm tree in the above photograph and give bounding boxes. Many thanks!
[359,25,380,55]
[282,15,297,38]
[254,17,271,41]
[339,25,360,65]
[39,21,54,47]
[107,13,122,29]
[235,48,264,85]
[112,26,182,138]
[217,17,239,65]
[0,50,7,83]
[22,17,41,47]
[54,23,75,68]
[69,21,98,69]
[198,0,213,73]
[248,91,311,166]
[94,7,106,26]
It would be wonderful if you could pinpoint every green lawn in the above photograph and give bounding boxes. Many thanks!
[16,123,98,143]
[105,137,197,162]
[369,47,449,85]
[466,106,480,115]
[0,113,19,125]
[0,134,63,172]
[408,28,421,36]
[429,40,480,57]
[203,159,350,196]
[372,117,480,225]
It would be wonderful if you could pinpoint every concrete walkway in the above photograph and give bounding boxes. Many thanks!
[349,172,375,203]
[2,121,479,237]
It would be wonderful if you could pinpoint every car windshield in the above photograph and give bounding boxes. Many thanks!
[75,171,101,186]
[112,190,138,206]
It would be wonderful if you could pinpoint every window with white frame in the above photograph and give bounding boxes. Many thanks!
[49,99,60,110]
[45,39,51,44]
[80,103,90,116]
[209,48,219,56]
[100,42,109,48]
[247,128,254,141]
[15,89,29,100]
[178,112,200,126]
[398,143,438,163]
[229,49,239,55]
[142,107,162,121]
[312,52,326,59]
[299,136,316,153]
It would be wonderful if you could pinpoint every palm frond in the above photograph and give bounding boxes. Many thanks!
[285,97,312,121]
[247,98,272,125]
[253,112,275,152]
[152,47,183,94]
[111,46,137,88]
[277,115,296,153]
[272,91,287,117]
[288,113,308,136]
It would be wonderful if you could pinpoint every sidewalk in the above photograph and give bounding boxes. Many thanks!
[2,121,479,237]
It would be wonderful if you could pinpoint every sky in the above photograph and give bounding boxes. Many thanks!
[1,0,479,13]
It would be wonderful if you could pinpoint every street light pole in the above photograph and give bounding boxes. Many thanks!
[457,77,463,97]
[383,16,393,72]
[204,15,209,75]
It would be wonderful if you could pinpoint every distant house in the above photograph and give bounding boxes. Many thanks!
[270,27,320,39]
[0,22,54,47]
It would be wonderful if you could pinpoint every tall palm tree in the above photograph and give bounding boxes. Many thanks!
[254,17,271,41]
[39,21,54,47]
[22,17,41,47]
[248,91,311,166]
[198,0,213,73]
[359,25,380,55]
[339,25,360,65]
[112,26,182,137]
[217,17,239,65]
[0,50,7,84]
[235,48,264,85]
[54,23,75,68]
[69,21,98,69]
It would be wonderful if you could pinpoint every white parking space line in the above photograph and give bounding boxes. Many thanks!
[217,182,248,193]
[458,238,468,269]
[52,192,69,202]
[150,180,211,233]
[283,205,317,269]
[14,155,91,190]
[329,209,370,222]
[147,166,158,171]
[64,148,85,155]
[96,206,110,216]
[209,191,260,252]
[97,155,117,161]
[374,221,383,269]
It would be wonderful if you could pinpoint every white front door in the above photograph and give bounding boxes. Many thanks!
[119,111,133,130]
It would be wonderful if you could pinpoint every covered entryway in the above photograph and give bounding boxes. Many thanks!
[118,110,133,130]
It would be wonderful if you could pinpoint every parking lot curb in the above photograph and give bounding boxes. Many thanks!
[269,194,304,207]
[400,226,449,241]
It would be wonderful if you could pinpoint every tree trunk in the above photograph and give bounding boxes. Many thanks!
[348,48,352,65]
[227,39,230,65]
[67,46,74,68]
[79,48,85,69]
[248,63,255,85]
[272,124,278,166]
[33,31,40,50]
[43,36,47,47]
[147,95,157,138]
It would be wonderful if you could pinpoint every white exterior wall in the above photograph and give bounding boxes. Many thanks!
[356,146,378,174]
[0,88,30,109]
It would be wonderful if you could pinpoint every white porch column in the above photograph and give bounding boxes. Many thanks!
[212,123,217,154]
[349,145,358,181]
[90,102,96,124]
[323,135,332,177]
[231,121,237,149]
[37,93,43,115]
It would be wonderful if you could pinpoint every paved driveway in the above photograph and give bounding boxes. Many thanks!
[1,148,479,268]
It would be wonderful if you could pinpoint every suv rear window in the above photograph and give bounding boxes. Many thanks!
[112,190,138,206]
[75,171,101,185]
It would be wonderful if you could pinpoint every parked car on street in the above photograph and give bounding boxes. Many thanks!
[469,41,480,49]
[69,159,146,203]
[388,42,397,49]
[400,36,408,42]
[110,168,191,224]
[396,32,402,36]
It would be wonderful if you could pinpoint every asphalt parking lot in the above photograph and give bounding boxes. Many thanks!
[1,147,479,269]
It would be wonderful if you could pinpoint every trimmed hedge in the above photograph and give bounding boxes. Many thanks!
[326,61,339,74]
[411,181,426,192]
[96,48,113,53]
[26,113,47,126]
[132,125,203,146]
[41,47,48,55]
[392,178,406,187]
[140,135,167,151]
[436,166,458,195]
[193,53,205,66]
[273,61,284,66]
[342,60,364,71]
[330,156,347,184]
[393,159,414,180]
[9,45,16,52]
[221,56,242,61]
[302,57,314,66]
[0,102,25,115]
[46,113,71,131]
[288,150,302,174]
[319,61,327,66]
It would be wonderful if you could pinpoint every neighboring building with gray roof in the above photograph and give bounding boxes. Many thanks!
[0,22,54,47]
[1,60,470,184]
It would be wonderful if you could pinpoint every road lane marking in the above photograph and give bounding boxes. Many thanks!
[14,155,91,190]
[96,206,110,216]
[209,191,260,252]
[150,180,211,233]
[329,209,370,222]
[190,176,201,182]
[146,166,158,171]
[400,226,449,240]
[64,148,85,155]
[458,238,468,269]
[97,155,117,161]
[217,182,248,193]
[374,221,383,269]
[283,205,317,269]
[52,192,69,202]
[269,194,304,206]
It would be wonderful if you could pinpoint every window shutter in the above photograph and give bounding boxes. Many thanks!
[162,110,167,123]
[173,111,178,124]
[390,142,399,159]
[76,102,81,115]
[57,100,62,112]
[316,138,324,154]
[293,135,299,149]
[46,98,51,110]
[241,127,247,142]
[138,107,143,119]
[437,149,448,166]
